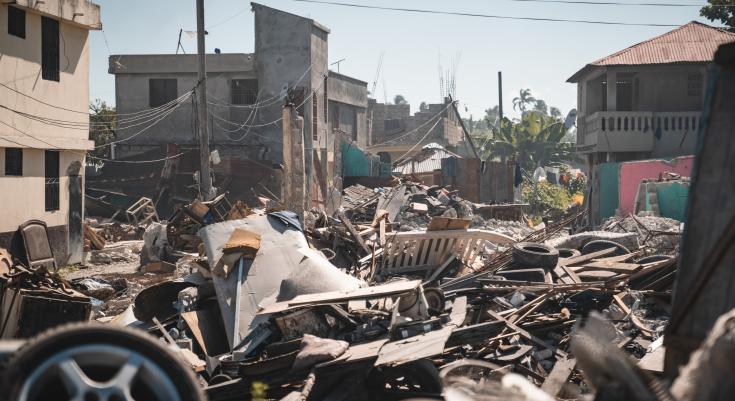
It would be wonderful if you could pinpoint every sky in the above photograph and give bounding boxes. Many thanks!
[88,0,720,121]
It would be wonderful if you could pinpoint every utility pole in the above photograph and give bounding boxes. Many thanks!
[196,0,213,200]
[498,71,504,129]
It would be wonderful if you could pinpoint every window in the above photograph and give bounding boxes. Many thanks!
[231,79,258,105]
[149,79,177,107]
[41,17,60,82]
[384,119,401,132]
[4,148,23,176]
[688,74,703,97]
[45,150,60,212]
[8,6,25,39]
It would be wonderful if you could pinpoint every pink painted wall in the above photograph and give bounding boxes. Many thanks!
[618,156,694,216]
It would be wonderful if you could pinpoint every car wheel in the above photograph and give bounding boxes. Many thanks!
[3,322,205,401]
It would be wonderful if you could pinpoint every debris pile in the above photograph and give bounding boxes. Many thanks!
[0,179,687,400]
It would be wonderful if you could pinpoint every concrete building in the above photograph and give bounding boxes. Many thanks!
[569,22,735,167]
[568,21,735,223]
[0,1,101,265]
[107,3,368,208]
[367,99,465,162]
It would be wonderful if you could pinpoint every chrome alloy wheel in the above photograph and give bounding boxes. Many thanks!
[17,344,182,401]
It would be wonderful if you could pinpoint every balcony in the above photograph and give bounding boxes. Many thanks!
[579,111,701,155]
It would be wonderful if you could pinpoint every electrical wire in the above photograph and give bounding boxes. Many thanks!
[505,0,728,6]
[0,119,191,164]
[210,74,328,131]
[288,0,684,27]
[391,117,443,166]
[367,102,454,149]
[0,82,194,122]
[207,64,314,109]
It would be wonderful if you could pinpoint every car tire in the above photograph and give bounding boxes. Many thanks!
[3,322,206,401]
[557,248,582,259]
[512,242,559,269]
[581,240,630,257]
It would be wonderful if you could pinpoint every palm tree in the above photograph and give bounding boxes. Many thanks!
[484,111,578,172]
[512,89,536,113]
[394,94,408,105]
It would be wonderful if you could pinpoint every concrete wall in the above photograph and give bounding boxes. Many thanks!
[110,54,262,158]
[0,4,95,150]
[368,100,463,159]
[0,2,99,265]
[617,156,694,216]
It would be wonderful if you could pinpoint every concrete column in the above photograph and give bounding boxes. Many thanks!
[281,105,306,217]
[606,69,617,111]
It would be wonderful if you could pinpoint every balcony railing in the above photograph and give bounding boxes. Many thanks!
[585,111,701,135]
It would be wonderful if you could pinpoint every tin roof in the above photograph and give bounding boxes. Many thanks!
[568,21,735,82]
[393,143,461,175]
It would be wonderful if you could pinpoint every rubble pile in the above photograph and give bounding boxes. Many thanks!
[0,180,686,401]
[601,214,682,256]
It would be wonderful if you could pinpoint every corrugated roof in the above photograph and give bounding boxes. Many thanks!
[393,144,460,175]
[568,21,735,82]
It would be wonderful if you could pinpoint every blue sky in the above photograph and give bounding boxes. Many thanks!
[89,0,718,120]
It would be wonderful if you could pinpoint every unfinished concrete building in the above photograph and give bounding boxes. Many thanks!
[367,99,465,162]
[102,3,368,214]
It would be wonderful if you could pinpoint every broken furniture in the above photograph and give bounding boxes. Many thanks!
[126,197,159,226]
[377,229,514,280]
[17,220,57,273]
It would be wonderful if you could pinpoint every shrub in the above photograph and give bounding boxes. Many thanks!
[522,181,572,216]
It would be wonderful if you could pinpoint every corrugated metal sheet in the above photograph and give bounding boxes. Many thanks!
[569,22,735,82]
[394,145,461,174]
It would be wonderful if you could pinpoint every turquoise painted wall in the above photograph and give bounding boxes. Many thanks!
[341,141,392,177]
[656,182,689,221]
[599,162,620,220]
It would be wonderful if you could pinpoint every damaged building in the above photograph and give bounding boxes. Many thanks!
[0,0,102,266]
[367,99,467,163]
[100,2,368,215]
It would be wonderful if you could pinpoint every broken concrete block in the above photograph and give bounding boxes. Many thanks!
[410,202,429,215]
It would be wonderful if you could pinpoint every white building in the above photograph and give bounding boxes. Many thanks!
[0,1,101,265]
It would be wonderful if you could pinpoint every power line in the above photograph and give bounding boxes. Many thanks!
[288,0,684,26]
[504,0,723,7]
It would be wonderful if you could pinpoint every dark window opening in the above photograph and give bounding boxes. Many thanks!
[231,79,258,105]
[149,78,178,108]
[601,80,607,111]
[290,87,306,117]
[332,105,340,130]
[4,148,23,176]
[42,17,60,81]
[384,119,401,132]
[616,75,634,112]
[44,150,60,211]
[8,6,25,39]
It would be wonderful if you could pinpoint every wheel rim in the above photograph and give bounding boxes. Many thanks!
[18,344,182,401]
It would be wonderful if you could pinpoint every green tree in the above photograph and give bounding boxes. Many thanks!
[419,101,428,111]
[484,111,578,172]
[550,106,562,119]
[512,88,536,113]
[534,99,548,114]
[89,100,116,159]
[394,94,408,105]
[701,0,735,32]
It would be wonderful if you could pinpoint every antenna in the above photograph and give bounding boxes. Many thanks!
[371,51,385,98]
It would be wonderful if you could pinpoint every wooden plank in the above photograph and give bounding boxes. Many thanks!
[427,217,471,231]
[541,357,577,396]
[375,326,454,367]
[259,280,422,314]
[338,211,371,255]
[560,247,619,266]
[487,310,567,358]
[576,261,641,273]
